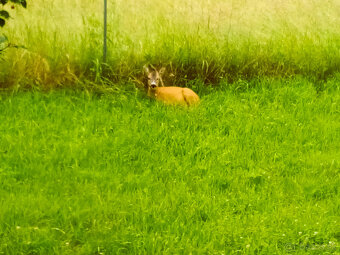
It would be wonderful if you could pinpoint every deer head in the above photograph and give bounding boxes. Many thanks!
[143,65,166,89]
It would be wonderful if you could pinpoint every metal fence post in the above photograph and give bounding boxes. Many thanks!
[103,0,107,63]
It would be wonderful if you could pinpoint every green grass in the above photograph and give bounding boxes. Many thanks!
[1,0,339,253]
[0,78,339,254]
[1,0,340,88]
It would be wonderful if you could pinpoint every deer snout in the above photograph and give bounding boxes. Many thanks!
[150,82,157,89]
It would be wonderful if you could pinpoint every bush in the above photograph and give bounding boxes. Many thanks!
[0,0,26,53]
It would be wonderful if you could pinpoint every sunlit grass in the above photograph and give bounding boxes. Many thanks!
[0,78,339,253]
[1,1,339,253]
[1,0,340,88]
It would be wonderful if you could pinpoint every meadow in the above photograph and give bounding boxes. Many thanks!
[0,0,340,254]
[0,78,339,254]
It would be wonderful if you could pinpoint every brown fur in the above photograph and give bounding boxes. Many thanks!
[144,66,200,106]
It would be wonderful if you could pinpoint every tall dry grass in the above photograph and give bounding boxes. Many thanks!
[1,0,339,88]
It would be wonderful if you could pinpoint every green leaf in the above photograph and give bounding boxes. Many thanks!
[0,18,5,27]
[0,10,10,19]
[21,0,26,8]
[0,34,8,43]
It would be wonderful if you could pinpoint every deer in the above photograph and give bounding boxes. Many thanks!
[143,65,200,106]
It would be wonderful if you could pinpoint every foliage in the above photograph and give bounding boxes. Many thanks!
[0,0,27,27]
[0,0,26,54]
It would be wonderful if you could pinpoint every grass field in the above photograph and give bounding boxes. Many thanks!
[0,78,339,254]
[1,0,340,88]
[1,0,340,254]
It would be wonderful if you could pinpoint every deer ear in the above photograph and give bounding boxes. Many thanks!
[159,67,166,75]
[143,65,150,74]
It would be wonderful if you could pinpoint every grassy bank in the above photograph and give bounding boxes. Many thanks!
[0,78,339,254]
[1,0,340,88]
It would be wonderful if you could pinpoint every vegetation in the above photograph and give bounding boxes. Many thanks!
[0,0,27,28]
[0,0,340,88]
[0,0,339,254]
[0,78,339,254]
[0,0,26,54]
